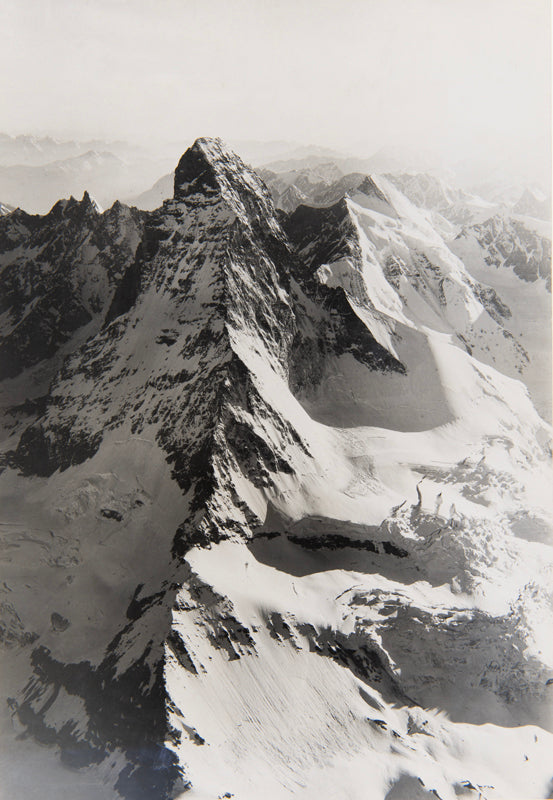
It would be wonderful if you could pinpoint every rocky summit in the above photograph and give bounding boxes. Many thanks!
[0,138,552,800]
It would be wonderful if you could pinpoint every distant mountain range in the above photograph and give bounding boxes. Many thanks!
[2,133,550,219]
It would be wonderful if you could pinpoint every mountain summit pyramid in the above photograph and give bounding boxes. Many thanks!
[0,138,552,800]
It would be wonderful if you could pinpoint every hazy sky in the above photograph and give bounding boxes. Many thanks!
[1,0,550,168]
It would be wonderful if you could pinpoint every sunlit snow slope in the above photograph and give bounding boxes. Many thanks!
[0,138,551,800]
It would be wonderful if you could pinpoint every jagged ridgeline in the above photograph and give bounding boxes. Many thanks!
[0,138,552,800]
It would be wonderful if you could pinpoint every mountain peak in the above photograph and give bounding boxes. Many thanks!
[355,175,390,203]
[347,174,398,217]
[0,201,14,216]
[173,137,241,199]
[45,190,102,219]
[173,137,282,234]
[81,189,103,213]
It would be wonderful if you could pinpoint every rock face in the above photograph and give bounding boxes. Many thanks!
[0,195,143,388]
[0,138,552,800]
[456,214,552,290]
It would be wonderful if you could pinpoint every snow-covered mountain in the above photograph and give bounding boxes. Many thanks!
[0,142,175,214]
[0,133,103,167]
[383,173,502,227]
[0,193,143,403]
[0,138,551,800]
[260,168,369,215]
[0,133,159,169]
[513,188,552,221]
[451,214,552,421]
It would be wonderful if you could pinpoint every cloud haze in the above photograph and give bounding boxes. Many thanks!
[1,0,550,179]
